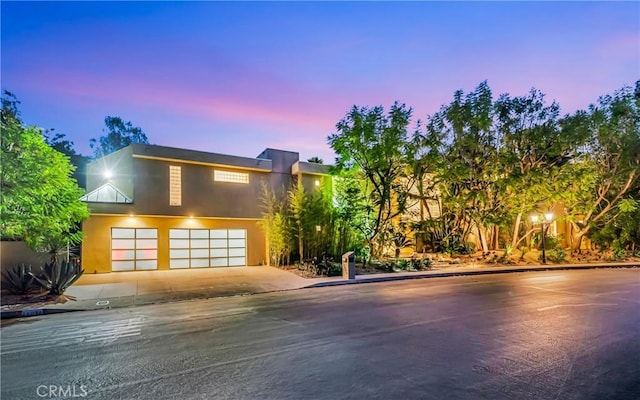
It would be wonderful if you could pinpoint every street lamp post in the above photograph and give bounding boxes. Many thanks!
[531,213,554,264]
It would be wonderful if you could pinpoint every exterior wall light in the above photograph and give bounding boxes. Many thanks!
[530,212,554,264]
[104,169,113,179]
[314,179,320,187]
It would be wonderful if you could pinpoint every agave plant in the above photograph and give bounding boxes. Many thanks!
[1,264,36,295]
[30,260,84,295]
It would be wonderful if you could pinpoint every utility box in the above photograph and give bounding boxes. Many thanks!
[342,251,356,280]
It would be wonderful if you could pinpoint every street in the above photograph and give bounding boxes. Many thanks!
[2,269,639,400]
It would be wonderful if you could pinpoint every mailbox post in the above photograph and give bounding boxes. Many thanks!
[342,251,355,280]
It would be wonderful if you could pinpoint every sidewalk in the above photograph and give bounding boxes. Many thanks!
[2,262,638,319]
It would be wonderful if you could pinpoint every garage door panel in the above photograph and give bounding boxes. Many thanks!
[170,229,189,239]
[170,249,190,258]
[228,239,245,248]
[111,228,158,271]
[190,239,209,248]
[228,248,245,257]
[191,259,210,268]
[210,230,227,239]
[190,229,209,239]
[136,260,158,270]
[210,239,227,248]
[136,229,158,239]
[136,249,157,260]
[112,228,135,239]
[136,239,157,249]
[170,239,189,249]
[228,229,245,239]
[112,250,135,261]
[169,228,246,269]
[191,248,209,258]
[210,248,227,257]
[228,257,245,266]
[112,239,135,249]
[170,259,190,269]
[211,258,228,267]
[112,261,135,271]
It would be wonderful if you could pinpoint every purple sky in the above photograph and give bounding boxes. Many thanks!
[2,1,638,163]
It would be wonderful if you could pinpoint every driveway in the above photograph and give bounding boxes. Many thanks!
[60,266,311,308]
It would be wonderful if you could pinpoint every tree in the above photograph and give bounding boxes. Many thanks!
[289,181,307,262]
[1,93,89,250]
[258,183,292,267]
[328,102,413,261]
[494,88,582,248]
[427,82,502,253]
[307,156,324,164]
[331,170,369,259]
[42,129,91,188]
[563,82,640,249]
[89,116,149,157]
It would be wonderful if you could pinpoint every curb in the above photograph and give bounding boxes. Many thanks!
[1,308,73,320]
[2,263,638,320]
[305,263,640,288]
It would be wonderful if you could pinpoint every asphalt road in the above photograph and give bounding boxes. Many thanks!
[1,269,639,400]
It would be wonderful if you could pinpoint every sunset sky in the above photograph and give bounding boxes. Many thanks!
[2,1,638,163]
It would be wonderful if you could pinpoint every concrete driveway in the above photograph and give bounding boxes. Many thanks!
[64,266,311,307]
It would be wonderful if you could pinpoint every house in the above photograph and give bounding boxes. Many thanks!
[80,144,331,273]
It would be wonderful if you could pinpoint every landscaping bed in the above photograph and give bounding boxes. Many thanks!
[279,250,640,278]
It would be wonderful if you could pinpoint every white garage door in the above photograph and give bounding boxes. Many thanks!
[169,229,246,268]
[111,228,158,271]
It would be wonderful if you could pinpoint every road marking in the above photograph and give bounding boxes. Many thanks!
[537,303,617,312]
[523,285,584,296]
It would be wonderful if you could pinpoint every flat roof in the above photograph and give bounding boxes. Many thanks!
[130,144,273,171]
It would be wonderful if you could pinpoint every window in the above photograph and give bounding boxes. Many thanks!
[111,228,158,271]
[169,166,181,206]
[213,170,249,184]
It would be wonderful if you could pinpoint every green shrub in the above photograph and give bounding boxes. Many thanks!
[325,261,342,277]
[546,248,567,263]
[30,260,84,295]
[1,264,36,295]
[611,247,627,261]
[396,259,409,271]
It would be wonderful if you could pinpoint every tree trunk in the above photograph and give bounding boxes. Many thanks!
[569,221,589,251]
[298,231,303,262]
[477,224,489,253]
[511,212,523,249]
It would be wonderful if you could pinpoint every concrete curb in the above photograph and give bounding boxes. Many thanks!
[1,308,72,319]
[305,263,640,288]
[2,263,638,320]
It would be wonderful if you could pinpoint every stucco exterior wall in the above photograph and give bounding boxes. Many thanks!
[82,215,266,273]
[130,158,270,218]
